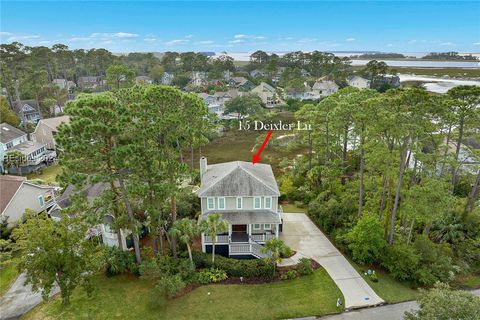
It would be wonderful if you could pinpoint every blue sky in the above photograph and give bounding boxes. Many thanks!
[1,1,479,53]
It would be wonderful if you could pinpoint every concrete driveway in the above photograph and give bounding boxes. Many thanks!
[0,273,59,320]
[279,213,384,310]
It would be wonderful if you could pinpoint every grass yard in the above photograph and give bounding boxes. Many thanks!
[349,259,419,303]
[0,259,19,296]
[281,202,307,213]
[27,164,63,185]
[203,111,307,176]
[25,268,343,320]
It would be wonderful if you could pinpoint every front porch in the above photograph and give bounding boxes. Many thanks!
[202,223,279,258]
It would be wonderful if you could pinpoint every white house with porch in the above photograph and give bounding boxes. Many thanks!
[198,157,282,259]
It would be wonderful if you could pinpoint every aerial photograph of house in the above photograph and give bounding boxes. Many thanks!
[0,1,479,320]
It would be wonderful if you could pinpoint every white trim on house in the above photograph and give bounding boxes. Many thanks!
[253,223,261,230]
[264,196,272,209]
[218,197,226,210]
[264,223,271,230]
[254,196,261,209]
[236,197,243,209]
[207,197,215,210]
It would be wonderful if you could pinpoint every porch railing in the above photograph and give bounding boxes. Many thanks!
[250,233,276,242]
[230,243,251,254]
[203,234,229,244]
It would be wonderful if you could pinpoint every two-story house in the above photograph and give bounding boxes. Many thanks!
[161,72,175,85]
[0,175,56,226]
[1,123,55,174]
[12,100,42,124]
[347,75,371,89]
[312,79,339,97]
[32,116,70,151]
[251,82,281,108]
[198,157,282,259]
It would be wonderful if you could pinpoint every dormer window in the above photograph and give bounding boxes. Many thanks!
[265,197,272,209]
[236,197,242,209]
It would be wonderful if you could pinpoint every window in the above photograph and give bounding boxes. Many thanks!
[38,195,45,207]
[6,142,13,149]
[218,197,225,210]
[264,224,271,230]
[265,197,272,209]
[253,224,261,230]
[254,197,261,209]
[207,197,215,210]
[236,197,242,209]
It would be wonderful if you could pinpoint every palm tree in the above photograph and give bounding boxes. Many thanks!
[169,218,200,265]
[261,238,287,275]
[4,150,25,175]
[200,214,228,264]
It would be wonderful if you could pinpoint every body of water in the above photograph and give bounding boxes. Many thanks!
[217,52,480,68]
[399,74,480,93]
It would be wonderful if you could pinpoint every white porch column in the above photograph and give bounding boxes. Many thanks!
[248,224,251,241]
[228,224,232,241]
[275,224,279,238]
[201,232,206,252]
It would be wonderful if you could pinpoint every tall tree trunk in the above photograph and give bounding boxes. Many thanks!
[170,195,178,258]
[116,229,124,251]
[186,242,193,265]
[212,237,216,264]
[451,117,465,193]
[407,216,414,245]
[379,175,387,221]
[117,177,142,264]
[388,138,409,245]
[308,130,312,170]
[440,124,452,177]
[358,130,365,217]
[464,170,480,216]
[341,125,348,185]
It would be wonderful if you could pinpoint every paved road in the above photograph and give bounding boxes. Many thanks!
[317,289,480,320]
[279,213,384,310]
[0,273,59,320]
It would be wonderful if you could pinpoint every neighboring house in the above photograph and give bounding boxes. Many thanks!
[0,175,56,225]
[135,76,153,84]
[230,77,256,91]
[192,71,209,81]
[222,70,233,81]
[372,75,401,89]
[198,93,216,106]
[52,78,76,91]
[312,79,339,97]
[286,89,321,101]
[32,115,70,150]
[161,72,175,85]
[1,122,55,173]
[251,82,281,107]
[12,99,41,123]
[198,157,282,259]
[0,123,28,172]
[48,183,130,249]
[250,69,266,78]
[77,76,103,89]
[347,75,371,89]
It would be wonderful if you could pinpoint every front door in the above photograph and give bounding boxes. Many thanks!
[232,225,247,233]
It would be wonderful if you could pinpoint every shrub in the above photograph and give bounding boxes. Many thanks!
[381,242,420,281]
[370,272,378,282]
[280,270,298,280]
[103,246,136,276]
[413,235,456,285]
[197,268,228,284]
[192,252,274,278]
[151,274,186,307]
[296,258,314,276]
[140,254,196,283]
[347,214,387,264]
[280,245,293,258]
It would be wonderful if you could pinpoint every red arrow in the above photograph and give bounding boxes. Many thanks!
[252,130,273,165]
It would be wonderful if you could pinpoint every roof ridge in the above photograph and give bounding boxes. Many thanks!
[198,162,240,196]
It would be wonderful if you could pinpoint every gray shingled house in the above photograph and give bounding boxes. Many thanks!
[198,157,282,259]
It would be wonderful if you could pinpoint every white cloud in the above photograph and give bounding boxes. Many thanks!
[473,42,480,45]
[0,31,13,36]
[440,42,456,46]
[90,32,139,39]
[196,40,215,45]
[297,38,317,43]
[345,38,356,42]
[233,34,265,40]
[165,39,189,45]
[143,38,158,42]
[185,34,194,38]
[229,39,245,44]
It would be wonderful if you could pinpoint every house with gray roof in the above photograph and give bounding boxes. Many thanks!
[198,157,282,259]
[12,100,41,124]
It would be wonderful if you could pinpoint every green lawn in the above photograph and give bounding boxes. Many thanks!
[0,253,20,296]
[25,268,343,320]
[203,111,307,176]
[27,164,62,184]
[348,259,419,303]
[281,203,307,213]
